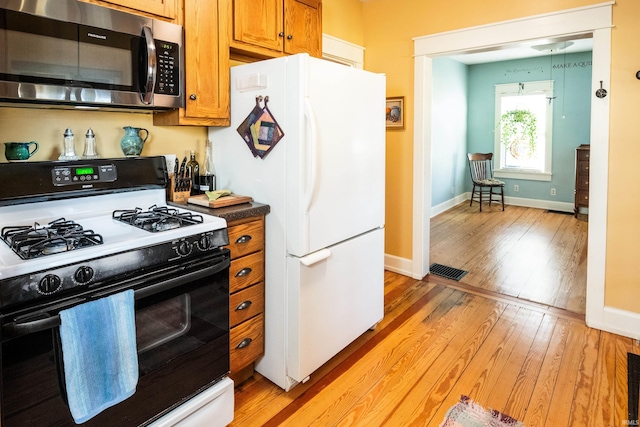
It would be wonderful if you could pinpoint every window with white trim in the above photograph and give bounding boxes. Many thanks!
[494,81,554,181]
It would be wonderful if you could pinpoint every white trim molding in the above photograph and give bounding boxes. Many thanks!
[413,2,615,334]
[384,253,414,278]
[322,34,365,69]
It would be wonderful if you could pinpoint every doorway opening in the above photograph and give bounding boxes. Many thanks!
[411,3,612,325]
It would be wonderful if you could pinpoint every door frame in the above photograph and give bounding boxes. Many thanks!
[412,2,613,332]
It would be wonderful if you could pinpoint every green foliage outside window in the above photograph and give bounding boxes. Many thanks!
[499,109,538,153]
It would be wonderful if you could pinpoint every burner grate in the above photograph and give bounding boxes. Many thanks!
[1,218,103,260]
[429,263,468,281]
[112,205,204,232]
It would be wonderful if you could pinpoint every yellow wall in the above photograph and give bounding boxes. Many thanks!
[0,108,206,162]
[322,0,364,46]
[361,0,640,313]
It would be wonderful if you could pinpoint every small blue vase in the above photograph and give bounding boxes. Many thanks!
[120,126,149,156]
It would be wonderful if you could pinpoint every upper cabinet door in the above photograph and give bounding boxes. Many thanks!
[183,0,230,123]
[94,0,177,20]
[233,0,284,52]
[229,0,321,59]
[153,0,230,126]
[283,0,321,57]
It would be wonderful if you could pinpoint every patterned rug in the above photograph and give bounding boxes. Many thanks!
[439,396,524,427]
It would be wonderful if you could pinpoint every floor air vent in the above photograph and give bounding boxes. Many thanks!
[429,263,468,281]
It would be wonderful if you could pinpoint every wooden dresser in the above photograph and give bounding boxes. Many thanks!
[574,144,590,218]
[226,215,266,384]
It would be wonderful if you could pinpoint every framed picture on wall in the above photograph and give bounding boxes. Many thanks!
[386,96,404,129]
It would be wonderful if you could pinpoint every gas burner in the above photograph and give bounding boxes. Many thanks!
[112,205,204,232]
[0,218,104,260]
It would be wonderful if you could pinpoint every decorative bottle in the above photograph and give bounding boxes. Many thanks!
[199,139,216,193]
[59,128,79,160]
[82,128,99,159]
[186,150,200,195]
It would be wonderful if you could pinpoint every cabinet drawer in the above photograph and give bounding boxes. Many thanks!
[578,161,590,175]
[230,315,264,373]
[576,176,589,190]
[229,251,264,293]
[576,190,589,205]
[577,149,590,162]
[227,220,264,259]
[230,282,265,327]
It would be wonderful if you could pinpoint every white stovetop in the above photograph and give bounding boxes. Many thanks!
[0,189,227,280]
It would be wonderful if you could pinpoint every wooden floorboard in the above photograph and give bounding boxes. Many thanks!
[230,205,624,426]
[232,271,635,427]
[429,203,587,315]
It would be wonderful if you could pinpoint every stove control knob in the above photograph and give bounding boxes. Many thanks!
[38,274,62,295]
[198,235,211,250]
[176,240,192,256]
[74,266,94,284]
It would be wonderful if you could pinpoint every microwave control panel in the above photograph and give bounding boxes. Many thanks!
[155,40,180,96]
[52,164,118,186]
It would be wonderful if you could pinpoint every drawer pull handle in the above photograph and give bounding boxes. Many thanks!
[235,267,252,277]
[236,338,253,349]
[236,235,252,244]
[235,300,253,311]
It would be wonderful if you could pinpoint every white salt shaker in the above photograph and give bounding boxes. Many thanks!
[82,128,99,159]
[59,128,79,160]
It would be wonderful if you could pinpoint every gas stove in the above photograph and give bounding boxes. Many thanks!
[0,157,228,310]
[0,157,233,427]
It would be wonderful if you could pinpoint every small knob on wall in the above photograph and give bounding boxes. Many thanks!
[189,94,197,100]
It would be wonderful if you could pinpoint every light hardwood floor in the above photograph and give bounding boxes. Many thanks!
[430,202,588,314]
[231,206,633,426]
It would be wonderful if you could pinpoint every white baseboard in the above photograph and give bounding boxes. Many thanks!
[431,193,468,217]
[433,192,574,215]
[504,195,574,212]
[587,306,640,341]
[384,253,416,278]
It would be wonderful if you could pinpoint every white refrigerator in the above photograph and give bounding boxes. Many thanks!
[209,53,385,391]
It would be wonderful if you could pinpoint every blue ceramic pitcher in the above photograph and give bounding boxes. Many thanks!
[4,141,39,162]
[120,126,149,157]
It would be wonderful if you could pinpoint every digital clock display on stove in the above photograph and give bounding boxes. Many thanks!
[75,167,94,176]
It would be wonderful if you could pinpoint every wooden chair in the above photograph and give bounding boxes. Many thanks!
[467,153,505,211]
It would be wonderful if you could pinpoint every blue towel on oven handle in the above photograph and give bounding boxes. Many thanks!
[59,289,139,424]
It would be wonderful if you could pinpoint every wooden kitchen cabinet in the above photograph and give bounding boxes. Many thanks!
[228,0,322,59]
[154,0,231,126]
[226,215,265,384]
[81,0,177,20]
[574,144,590,218]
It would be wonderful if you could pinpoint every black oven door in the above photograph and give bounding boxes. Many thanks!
[0,251,229,427]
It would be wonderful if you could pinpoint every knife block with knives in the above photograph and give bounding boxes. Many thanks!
[169,155,192,203]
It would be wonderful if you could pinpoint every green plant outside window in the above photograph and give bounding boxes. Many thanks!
[499,109,538,153]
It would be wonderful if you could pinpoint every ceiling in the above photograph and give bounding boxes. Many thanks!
[446,37,593,65]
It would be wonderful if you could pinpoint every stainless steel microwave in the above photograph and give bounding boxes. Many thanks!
[0,0,184,110]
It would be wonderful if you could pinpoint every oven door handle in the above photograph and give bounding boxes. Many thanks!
[2,257,230,338]
[132,256,229,300]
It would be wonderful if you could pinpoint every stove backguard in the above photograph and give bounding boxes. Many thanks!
[0,157,168,207]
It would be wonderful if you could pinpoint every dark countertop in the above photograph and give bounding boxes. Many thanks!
[170,200,270,223]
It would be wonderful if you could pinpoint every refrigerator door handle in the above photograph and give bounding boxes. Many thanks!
[299,248,331,267]
[303,97,319,214]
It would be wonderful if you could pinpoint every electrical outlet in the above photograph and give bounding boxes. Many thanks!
[514,184,519,192]
[551,188,557,196]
